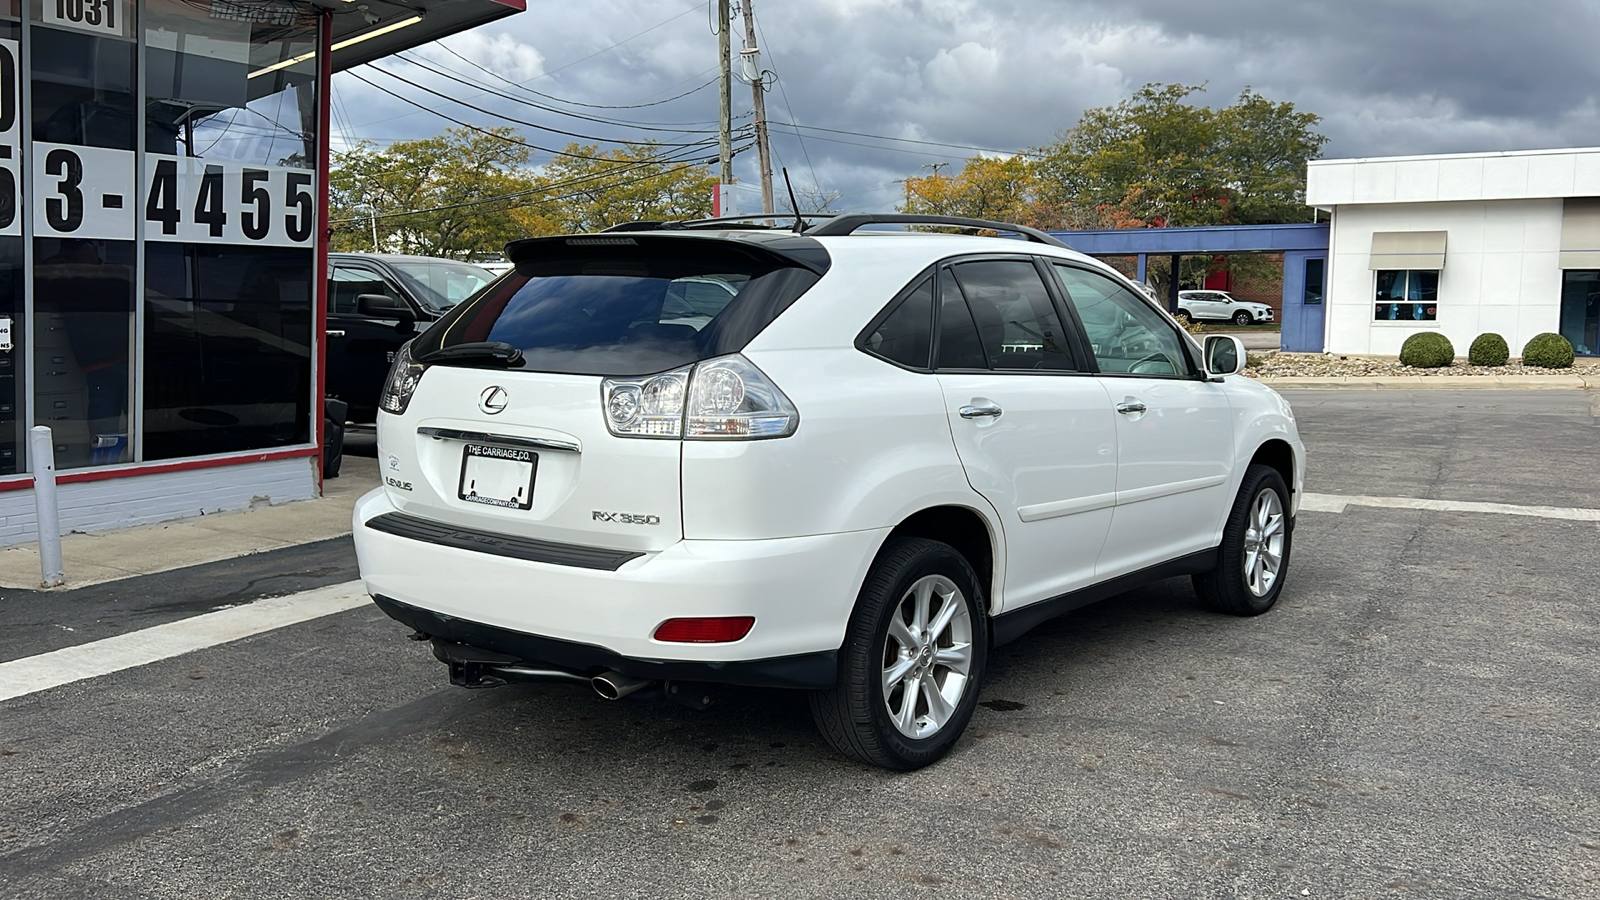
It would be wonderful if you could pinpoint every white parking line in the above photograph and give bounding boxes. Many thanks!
[1301,493,1600,522]
[0,581,369,703]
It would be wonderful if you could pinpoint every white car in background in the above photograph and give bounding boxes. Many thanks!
[354,214,1305,770]
[1177,290,1274,326]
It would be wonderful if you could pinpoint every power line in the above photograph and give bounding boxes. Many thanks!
[343,68,728,163]
[751,15,820,195]
[767,120,1024,156]
[364,61,736,149]
[432,40,719,111]
[391,52,735,134]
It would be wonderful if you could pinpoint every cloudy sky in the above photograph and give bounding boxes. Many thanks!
[333,0,1600,212]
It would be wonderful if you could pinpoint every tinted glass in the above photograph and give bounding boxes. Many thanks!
[31,28,135,150]
[422,238,821,377]
[1374,269,1438,321]
[389,261,495,312]
[950,259,1075,371]
[862,276,932,369]
[935,267,986,370]
[1304,258,1325,305]
[143,243,312,459]
[1053,263,1188,377]
[0,237,21,475]
[330,265,397,315]
[34,237,135,468]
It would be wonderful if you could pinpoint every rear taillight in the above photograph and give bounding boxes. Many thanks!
[653,616,755,643]
[601,354,797,440]
[379,341,426,416]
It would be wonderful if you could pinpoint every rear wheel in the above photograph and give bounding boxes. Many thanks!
[1193,464,1291,615]
[810,538,988,770]
[1232,310,1253,325]
[1175,309,1192,323]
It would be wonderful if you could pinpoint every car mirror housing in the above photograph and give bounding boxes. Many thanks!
[358,293,416,329]
[1204,334,1247,378]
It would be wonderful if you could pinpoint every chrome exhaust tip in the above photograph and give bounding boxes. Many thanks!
[592,671,654,701]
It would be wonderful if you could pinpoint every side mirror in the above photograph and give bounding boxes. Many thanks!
[357,293,416,331]
[1204,334,1247,378]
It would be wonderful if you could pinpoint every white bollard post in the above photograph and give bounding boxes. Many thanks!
[29,426,64,588]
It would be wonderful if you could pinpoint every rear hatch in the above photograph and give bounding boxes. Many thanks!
[375,232,826,554]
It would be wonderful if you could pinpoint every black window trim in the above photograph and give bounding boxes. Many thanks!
[330,262,418,321]
[1045,259,1208,381]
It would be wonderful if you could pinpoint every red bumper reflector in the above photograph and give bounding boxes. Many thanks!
[653,616,755,643]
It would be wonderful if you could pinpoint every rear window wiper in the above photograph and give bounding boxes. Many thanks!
[416,341,524,367]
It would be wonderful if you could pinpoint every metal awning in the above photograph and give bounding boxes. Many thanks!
[1560,199,1600,269]
[1369,231,1447,270]
[313,0,524,72]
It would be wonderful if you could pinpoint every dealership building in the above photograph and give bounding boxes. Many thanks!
[1306,146,1600,359]
[0,0,522,546]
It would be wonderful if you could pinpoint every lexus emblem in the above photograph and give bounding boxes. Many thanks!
[479,386,508,415]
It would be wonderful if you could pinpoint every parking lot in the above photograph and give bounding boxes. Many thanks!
[1,389,1597,898]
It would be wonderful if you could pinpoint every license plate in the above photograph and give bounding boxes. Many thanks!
[457,444,537,510]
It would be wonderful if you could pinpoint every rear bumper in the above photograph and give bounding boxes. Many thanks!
[353,488,886,674]
[375,595,837,689]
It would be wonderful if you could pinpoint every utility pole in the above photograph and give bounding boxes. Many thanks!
[740,0,774,215]
[716,0,733,213]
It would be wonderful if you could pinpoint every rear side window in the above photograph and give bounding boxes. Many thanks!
[422,238,822,377]
[861,276,933,369]
[949,260,1077,371]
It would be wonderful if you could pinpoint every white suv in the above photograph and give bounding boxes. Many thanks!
[354,214,1305,770]
[1177,290,1275,326]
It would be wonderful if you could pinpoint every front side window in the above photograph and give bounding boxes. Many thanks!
[1374,270,1438,321]
[330,265,397,315]
[1053,264,1189,377]
[388,260,495,313]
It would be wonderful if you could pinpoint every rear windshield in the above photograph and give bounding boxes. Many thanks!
[417,238,823,376]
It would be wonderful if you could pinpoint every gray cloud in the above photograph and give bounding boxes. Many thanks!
[336,0,1600,213]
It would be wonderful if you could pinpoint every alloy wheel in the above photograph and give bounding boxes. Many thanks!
[1242,487,1286,596]
[880,574,974,739]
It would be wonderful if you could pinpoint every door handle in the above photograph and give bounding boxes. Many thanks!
[959,403,1003,419]
[325,329,346,337]
[1115,400,1147,415]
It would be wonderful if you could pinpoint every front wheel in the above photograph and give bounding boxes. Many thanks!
[1193,464,1292,616]
[810,538,988,770]
[1175,309,1193,322]
[1232,310,1253,326]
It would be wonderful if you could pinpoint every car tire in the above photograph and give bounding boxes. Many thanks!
[809,537,989,770]
[323,417,345,479]
[1175,309,1192,322]
[1231,310,1253,326]
[1194,464,1292,616]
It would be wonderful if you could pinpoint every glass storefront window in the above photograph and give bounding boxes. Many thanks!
[31,26,136,150]
[33,237,135,467]
[143,0,317,165]
[143,242,310,459]
[1559,270,1599,357]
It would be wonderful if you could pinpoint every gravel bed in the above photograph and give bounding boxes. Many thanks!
[1245,354,1587,378]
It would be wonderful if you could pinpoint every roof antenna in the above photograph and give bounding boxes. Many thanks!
[782,166,804,233]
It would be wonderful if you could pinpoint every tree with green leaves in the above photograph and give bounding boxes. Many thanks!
[536,142,717,234]
[900,155,1045,227]
[1035,83,1328,229]
[329,127,547,257]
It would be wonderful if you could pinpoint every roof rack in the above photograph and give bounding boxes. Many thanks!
[601,213,839,234]
[804,214,1068,248]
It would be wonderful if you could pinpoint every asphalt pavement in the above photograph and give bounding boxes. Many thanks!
[1,389,1597,898]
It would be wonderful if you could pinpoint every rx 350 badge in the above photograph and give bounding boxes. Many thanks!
[593,511,660,526]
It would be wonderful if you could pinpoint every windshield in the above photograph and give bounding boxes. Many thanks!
[417,238,822,377]
[389,261,496,311]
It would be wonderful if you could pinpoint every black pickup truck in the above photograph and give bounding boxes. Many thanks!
[325,254,496,423]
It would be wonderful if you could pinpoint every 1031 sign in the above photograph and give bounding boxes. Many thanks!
[44,0,122,36]
[141,155,314,247]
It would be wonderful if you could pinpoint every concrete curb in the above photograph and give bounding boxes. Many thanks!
[1254,374,1596,390]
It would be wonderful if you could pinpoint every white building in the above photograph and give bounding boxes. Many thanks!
[1306,147,1600,358]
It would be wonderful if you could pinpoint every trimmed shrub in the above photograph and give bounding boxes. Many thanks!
[1521,332,1575,368]
[1399,331,1455,368]
[1467,332,1510,366]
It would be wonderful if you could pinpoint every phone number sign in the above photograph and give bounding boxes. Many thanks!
[29,145,315,247]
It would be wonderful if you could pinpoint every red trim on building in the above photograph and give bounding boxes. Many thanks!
[0,448,319,493]
[489,0,526,9]
[313,8,334,498]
